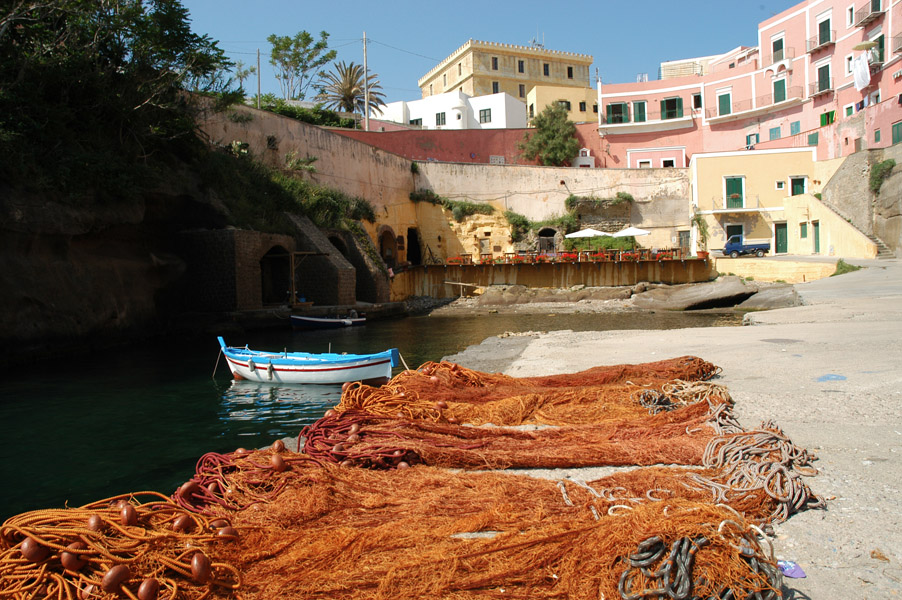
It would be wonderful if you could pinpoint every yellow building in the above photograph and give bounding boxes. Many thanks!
[525,84,597,124]
[690,148,874,258]
[418,39,592,105]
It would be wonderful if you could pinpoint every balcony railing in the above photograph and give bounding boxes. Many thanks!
[868,46,885,68]
[894,34,902,54]
[601,108,687,124]
[807,30,835,53]
[854,0,883,27]
[809,78,834,97]
[704,86,803,119]
[763,47,796,67]
[709,195,763,212]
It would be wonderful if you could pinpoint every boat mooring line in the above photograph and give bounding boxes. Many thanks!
[212,348,222,379]
[399,352,410,371]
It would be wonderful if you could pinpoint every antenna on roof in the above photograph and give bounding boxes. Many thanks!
[529,29,544,48]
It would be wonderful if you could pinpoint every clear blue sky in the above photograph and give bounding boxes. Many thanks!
[183,0,794,104]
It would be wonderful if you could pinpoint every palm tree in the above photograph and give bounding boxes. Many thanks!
[317,61,386,117]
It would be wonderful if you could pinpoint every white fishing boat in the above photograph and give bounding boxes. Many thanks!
[217,337,399,385]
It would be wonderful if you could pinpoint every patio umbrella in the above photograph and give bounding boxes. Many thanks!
[564,228,611,238]
[612,226,651,237]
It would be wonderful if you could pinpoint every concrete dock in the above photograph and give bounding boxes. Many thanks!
[450,258,902,599]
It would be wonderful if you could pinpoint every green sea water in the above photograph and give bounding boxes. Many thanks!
[0,310,740,520]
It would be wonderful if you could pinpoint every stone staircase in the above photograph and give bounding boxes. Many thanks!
[867,234,896,259]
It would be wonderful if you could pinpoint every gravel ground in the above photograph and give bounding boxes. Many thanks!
[445,259,902,600]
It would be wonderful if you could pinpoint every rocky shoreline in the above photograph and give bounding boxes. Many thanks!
[429,275,800,316]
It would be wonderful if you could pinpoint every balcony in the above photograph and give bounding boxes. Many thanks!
[809,78,834,97]
[705,87,804,123]
[854,0,883,27]
[868,47,885,70]
[598,107,695,134]
[763,47,796,67]
[894,34,902,54]
[698,195,772,215]
[807,30,835,53]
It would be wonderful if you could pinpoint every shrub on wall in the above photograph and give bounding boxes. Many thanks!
[870,159,896,195]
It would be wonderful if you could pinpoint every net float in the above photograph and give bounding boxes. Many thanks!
[342,381,352,391]
[172,514,195,533]
[79,584,96,600]
[137,577,160,600]
[392,450,404,457]
[430,376,440,384]
[324,409,337,418]
[87,514,106,532]
[271,439,285,453]
[397,461,410,469]
[234,447,249,456]
[191,552,212,583]
[206,481,219,494]
[348,423,361,434]
[209,518,230,529]
[120,504,138,526]
[270,454,287,472]
[345,433,360,443]
[216,526,239,540]
[447,417,459,424]
[340,460,354,467]
[434,400,448,410]
[178,481,202,500]
[20,537,49,563]
[101,564,130,593]
[332,443,345,453]
[60,541,88,571]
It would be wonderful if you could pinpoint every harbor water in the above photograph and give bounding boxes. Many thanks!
[0,310,741,520]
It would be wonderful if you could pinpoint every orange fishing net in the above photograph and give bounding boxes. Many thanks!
[211,461,783,600]
[0,356,819,600]
[0,492,240,600]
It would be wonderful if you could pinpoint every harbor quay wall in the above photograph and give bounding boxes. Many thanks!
[390,259,715,300]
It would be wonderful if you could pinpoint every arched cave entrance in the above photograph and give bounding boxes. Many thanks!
[261,245,290,305]
[379,228,397,268]
[328,235,349,258]
[537,228,557,254]
[406,228,422,266]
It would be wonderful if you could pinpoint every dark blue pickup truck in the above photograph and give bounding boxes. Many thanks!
[723,235,770,258]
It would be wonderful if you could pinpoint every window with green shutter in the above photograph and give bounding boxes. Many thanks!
[745,133,759,148]
[718,93,732,116]
[790,121,801,135]
[661,97,683,120]
[818,19,831,45]
[726,177,744,208]
[820,111,835,126]
[770,126,781,140]
[773,79,786,103]
[808,132,819,146]
[817,64,831,92]
[875,129,881,143]
[892,122,902,145]
[800,223,808,239]
[772,38,784,62]
[606,102,629,123]
[633,101,646,122]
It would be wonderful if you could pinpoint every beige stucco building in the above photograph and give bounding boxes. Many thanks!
[690,148,875,258]
[418,39,593,105]
[525,84,598,124]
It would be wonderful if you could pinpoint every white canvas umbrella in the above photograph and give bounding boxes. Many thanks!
[564,228,611,238]
[612,226,650,238]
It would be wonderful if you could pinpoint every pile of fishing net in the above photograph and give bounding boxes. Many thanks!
[0,355,822,599]
[0,492,240,600]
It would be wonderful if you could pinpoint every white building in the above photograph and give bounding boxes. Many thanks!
[373,90,527,130]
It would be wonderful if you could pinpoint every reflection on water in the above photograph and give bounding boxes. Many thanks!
[220,381,342,438]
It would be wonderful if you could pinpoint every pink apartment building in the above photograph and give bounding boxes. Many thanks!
[593,0,901,169]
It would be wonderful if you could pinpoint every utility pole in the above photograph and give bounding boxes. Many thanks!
[363,31,369,132]
[256,48,261,109]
